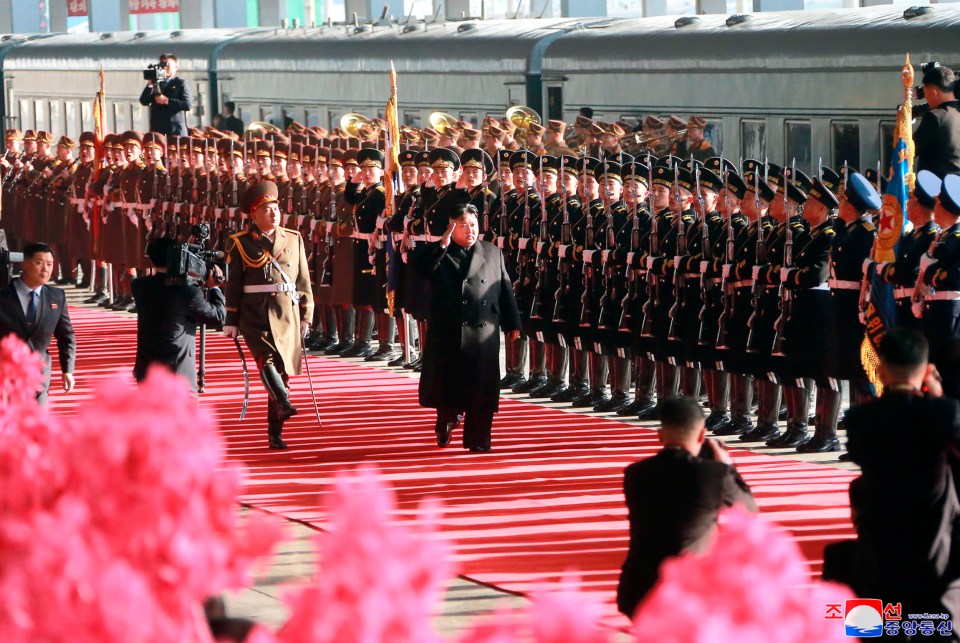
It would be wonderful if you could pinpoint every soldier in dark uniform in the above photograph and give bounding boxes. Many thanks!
[828,172,881,426]
[594,160,634,412]
[341,147,390,359]
[549,155,586,402]
[384,149,423,366]
[916,172,960,374]
[83,134,116,306]
[618,159,657,417]
[877,170,942,329]
[714,168,775,436]
[570,157,610,407]
[223,181,314,449]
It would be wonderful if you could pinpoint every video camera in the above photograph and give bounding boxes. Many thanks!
[143,61,168,84]
[165,225,227,288]
[0,247,23,289]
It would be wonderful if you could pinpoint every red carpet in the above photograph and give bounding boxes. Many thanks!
[51,304,857,625]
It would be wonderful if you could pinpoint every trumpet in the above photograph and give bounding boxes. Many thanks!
[621,128,687,147]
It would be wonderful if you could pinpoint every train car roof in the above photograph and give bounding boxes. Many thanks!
[213,19,595,74]
[542,6,960,72]
[2,29,262,72]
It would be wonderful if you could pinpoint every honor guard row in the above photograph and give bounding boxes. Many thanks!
[7,117,960,455]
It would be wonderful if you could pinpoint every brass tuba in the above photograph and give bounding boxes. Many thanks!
[505,105,541,144]
[428,111,458,135]
[244,121,280,139]
[340,113,374,138]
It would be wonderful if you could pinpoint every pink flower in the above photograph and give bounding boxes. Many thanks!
[0,365,284,642]
[630,507,854,642]
[277,465,453,643]
[0,334,45,405]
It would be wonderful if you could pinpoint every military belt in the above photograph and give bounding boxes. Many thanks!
[805,282,829,291]
[828,279,860,290]
[894,287,915,300]
[243,283,296,294]
[731,279,754,289]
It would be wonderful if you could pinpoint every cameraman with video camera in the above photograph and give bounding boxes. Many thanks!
[132,237,226,396]
[138,53,193,136]
[914,62,960,178]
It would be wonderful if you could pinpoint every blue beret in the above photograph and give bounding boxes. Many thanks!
[941,173,960,217]
[845,172,882,212]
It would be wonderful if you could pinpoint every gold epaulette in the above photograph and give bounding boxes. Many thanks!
[228,230,271,269]
[863,221,876,232]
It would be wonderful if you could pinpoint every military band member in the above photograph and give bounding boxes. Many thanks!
[64,133,96,290]
[877,170,942,329]
[828,172,881,416]
[544,120,575,157]
[916,173,960,374]
[44,136,78,284]
[223,180,314,450]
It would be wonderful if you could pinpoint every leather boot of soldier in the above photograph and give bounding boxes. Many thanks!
[84,264,110,303]
[500,338,519,388]
[531,345,564,398]
[388,315,409,367]
[366,313,397,361]
[742,380,781,442]
[260,362,297,422]
[342,309,375,358]
[769,378,813,447]
[308,305,336,351]
[515,339,546,393]
[406,320,427,369]
[266,407,287,450]
[704,370,732,430]
[325,307,351,354]
[680,366,701,399]
[553,349,587,401]
[596,356,632,412]
[717,374,753,435]
[639,362,677,420]
[621,356,656,416]
[573,351,609,407]
[799,385,842,453]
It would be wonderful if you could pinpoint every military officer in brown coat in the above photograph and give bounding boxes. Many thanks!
[223,180,314,449]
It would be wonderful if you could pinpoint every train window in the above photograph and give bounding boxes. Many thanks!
[879,121,896,170]
[459,112,478,128]
[260,105,274,126]
[114,103,128,133]
[784,120,812,175]
[80,101,92,132]
[831,121,859,170]
[704,120,723,155]
[49,102,61,137]
[34,100,46,132]
[306,109,322,128]
[132,104,146,132]
[403,111,421,128]
[281,106,298,130]
[64,102,77,139]
[740,119,765,161]
[547,87,563,121]
[328,109,343,132]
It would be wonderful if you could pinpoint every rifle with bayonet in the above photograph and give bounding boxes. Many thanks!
[319,153,337,287]
[552,156,571,323]
[530,156,548,319]
[667,164,687,339]
[619,163,641,331]
[715,169,736,349]
[598,161,616,329]
[640,157,659,337]
[579,191,596,328]
[745,170,767,352]
[771,159,796,356]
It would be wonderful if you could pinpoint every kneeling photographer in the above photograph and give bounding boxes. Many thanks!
[132,236,226,396]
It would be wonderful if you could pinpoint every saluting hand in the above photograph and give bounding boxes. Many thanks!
[440,220,455,248]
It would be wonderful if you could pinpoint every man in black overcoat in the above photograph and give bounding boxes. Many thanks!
[415,204,522,452]
[131,237,227,396]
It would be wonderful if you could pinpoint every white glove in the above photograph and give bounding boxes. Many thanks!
[627,251,635,266]
[223,325,239,340]
[861,257,873,275]
[496,237,506,249]
[751,265,761,280]
[919,253,935,273]
[700,260,709,275]
[582,249,595,265]
[300,321,310,338]
[674,255,684,270]
[875,261,887,275]
[780,267,791,282]
[600,249,611,264]
[913,301,924,319]
[722,264,731,279]
[646,256,656,270]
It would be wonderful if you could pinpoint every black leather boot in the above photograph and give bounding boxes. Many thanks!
[260,364,297,421]
[798,385,841,453]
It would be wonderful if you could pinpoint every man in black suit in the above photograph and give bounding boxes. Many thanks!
[415,204,522,453]
[217,102,244,137]
[138,53,193,136]
[914,64,960,179]
[616,396,756,618]
[0,242,76,404]
[825,328,960,621]
[131,238,226,396]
